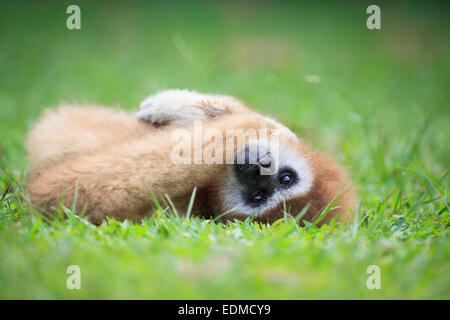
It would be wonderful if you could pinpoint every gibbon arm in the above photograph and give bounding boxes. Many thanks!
[27,113,274,224]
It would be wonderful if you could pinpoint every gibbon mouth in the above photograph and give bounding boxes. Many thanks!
[234,152,272,181]
[234,151,273,189]
[235,147,272,172]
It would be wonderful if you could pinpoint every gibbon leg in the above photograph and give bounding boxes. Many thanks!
[136,89,252,127]
[27,113,277,224]
[27,105,152,177]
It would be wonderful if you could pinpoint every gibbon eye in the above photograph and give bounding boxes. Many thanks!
[278,171,295,185]
[251,190,266,203]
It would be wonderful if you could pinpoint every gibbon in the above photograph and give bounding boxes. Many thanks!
[26,89,356,225]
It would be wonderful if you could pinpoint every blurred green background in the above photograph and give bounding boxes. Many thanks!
[0,0,448,299]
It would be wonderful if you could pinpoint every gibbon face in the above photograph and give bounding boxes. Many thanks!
[215,137,354,225]
[220,140,313,215]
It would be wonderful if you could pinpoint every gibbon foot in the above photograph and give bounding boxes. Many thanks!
[136,89,249,127]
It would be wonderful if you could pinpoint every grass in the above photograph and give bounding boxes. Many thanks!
[0,0,449,299]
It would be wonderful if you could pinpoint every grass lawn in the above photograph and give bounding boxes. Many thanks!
[0,0,448,299]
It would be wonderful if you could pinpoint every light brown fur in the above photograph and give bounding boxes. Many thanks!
[26,94,356,225]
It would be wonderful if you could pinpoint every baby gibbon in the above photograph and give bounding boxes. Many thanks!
[26,89,356,225]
